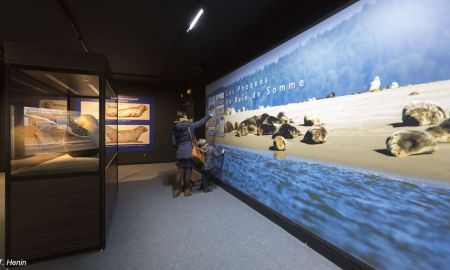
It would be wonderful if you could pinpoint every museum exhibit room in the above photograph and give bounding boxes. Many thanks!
[1,0,449,269]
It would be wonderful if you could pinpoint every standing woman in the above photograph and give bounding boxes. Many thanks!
[171,111,211,197]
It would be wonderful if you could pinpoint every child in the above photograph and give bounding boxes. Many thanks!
[197,138,225,192]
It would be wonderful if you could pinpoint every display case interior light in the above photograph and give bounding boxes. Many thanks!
[87,83,100,95]
[187,8,204,32]
[11,76,50,94]
[186,89,192,95]
[44,73,81,95]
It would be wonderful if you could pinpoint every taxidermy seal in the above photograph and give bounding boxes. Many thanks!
[386,130,437,157]
[106,126,148,143]
[303,126,328,144]
[426,118,450,143]
[402,102,449,126]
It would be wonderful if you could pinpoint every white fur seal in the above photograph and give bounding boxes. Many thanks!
[386,130,437,157]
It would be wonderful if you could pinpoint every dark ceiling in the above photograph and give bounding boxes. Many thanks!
[1,0,354,84]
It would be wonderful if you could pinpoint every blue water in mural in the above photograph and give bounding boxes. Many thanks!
[212,146,450,270]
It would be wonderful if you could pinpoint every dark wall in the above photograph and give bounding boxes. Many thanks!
[1,48,4,171]
[115,80,181,164]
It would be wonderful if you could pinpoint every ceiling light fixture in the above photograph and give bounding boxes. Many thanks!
[44,73,81,95]
[187,8,204,32]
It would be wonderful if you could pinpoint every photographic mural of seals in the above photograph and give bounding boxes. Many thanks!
[426,118,450,143]
[402,102,449,126]
[386,130,437,157]
[106,126,148,143]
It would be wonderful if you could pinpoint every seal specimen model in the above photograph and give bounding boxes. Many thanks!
[426,118,450,143]
[402,102,449,126]
[303,126,328,144]
[386,130,437,157]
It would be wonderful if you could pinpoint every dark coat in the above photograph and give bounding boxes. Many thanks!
[200,143,224,170]
[171,115,210,160]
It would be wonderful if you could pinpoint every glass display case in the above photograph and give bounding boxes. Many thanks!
[10,69,101,175]
[2,42,118,260]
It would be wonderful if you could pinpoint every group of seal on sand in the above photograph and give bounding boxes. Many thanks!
[386,102,450,157]
[224,112,328,151]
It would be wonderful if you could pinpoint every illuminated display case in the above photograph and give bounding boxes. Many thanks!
[2,42,118,260]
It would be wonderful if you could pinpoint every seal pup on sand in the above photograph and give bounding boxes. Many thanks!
[304,114,321,126]
[257,123,278,136]
[426,118,450,143]
[386,130,437,157]
[402,102,449,126]
[272,123,302,139]
[240,116,258,134]
[224,121,234,133]
[270,136,287,151]
[236,124,248,137]
[303,126,328,144]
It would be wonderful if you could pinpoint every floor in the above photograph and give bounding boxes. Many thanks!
[24,163,339,270]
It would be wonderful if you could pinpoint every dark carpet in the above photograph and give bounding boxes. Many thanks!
[27,165,338,270]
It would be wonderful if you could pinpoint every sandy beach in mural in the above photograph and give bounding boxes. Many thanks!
[208,80,450,183]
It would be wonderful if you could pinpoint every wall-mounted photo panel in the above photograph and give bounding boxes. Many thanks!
[75,95,154,151]
[105,124,150,145]
[206,0,450,269]
[106,102,150,121]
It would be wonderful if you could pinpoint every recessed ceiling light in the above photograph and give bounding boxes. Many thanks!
[187,8,204,32]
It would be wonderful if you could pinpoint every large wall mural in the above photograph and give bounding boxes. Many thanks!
[205,0,450,269]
